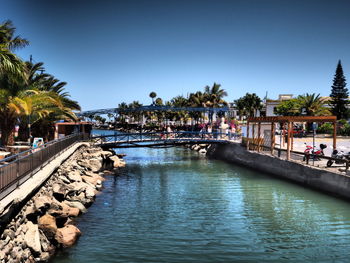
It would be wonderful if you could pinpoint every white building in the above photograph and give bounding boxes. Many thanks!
[265,94,293,116]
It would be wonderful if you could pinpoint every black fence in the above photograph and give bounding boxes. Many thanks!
[0,133,88,199]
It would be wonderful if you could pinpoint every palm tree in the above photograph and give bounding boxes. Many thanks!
[204,82,228,108]
[149,92,157,105]
[188,92,206,123]
[0,20,29,145]
[171,95,188,124]
[117,102,128,123]
[297,93,331,116]
[0,20,28,76]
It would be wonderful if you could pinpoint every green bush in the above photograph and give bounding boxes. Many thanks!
[340,123,350,136]
[339,119,348,125]
[317,123,333,134]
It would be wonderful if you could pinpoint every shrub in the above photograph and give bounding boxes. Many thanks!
[340,123,350,136]
[317,123,333,134]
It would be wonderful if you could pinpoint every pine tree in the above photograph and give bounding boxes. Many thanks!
[329,60,349,119]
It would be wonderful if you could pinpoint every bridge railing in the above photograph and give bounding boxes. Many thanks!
[0,133,85,199]
[93,131,242,145]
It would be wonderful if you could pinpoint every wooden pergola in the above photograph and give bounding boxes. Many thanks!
[246,116,337,160]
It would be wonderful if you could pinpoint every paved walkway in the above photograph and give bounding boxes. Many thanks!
[0,142,88,217]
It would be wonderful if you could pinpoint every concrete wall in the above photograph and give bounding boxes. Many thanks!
[207,142,350,199]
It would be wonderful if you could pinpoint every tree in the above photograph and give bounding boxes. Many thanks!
[274,99,301,116]
[0,20,29,145]
[0,20,28,76]
[149,92,157,105]
[203,82,228,108]
[329,60,349,119]
[234,93,262,118]
[298,93,331,116]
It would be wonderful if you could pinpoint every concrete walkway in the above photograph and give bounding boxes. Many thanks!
[0,142,89,221]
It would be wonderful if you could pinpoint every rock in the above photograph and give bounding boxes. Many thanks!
[38,215,57,240]
[21,248,31,261]
[66,170,82,182]
[63,201,87,213]
[58,175,71,184]
[67,182,88,195]
[81,173,104,185]
[60,202,80,217]
[55,225,81,247]
[109,155,126,168]
[88,158,102,172]
[40,252,50,262]
[2,229,15,240]
[0,250,5,260]
[199,149,207,154]
[85,186,96,199]
[66,192,91,206]
[24,222,41,254]
[83,170,96,177]
[52,183,66,201]
[10,247,21,260]
[100,150,113,159]
[77,158,102,172]
[34,196,52,212]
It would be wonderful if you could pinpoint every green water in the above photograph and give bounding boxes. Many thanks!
[53,144,350,262]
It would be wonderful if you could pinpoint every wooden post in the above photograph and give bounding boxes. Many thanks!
[333,121,337,150]
[271,122,275,155]
[252,124,255,150]
[282,124,286,147]
[291,122,294,151]
[286,121,291,160]
[257,122,261,152]
[246,121,250,150]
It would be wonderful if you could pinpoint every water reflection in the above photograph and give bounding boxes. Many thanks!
[53,133,350,262]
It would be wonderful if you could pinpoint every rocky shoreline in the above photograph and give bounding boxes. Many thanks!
[0,144,125,263]
[185,144,209,154]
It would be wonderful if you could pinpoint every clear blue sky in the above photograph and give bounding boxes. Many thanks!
[1,0,350,110]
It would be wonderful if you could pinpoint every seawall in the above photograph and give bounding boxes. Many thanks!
[207,142,350,199]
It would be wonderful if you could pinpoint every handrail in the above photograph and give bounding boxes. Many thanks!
[0,133,86,198]
[92,131,241,139]
[246,142,350,170]
[0,133,81,165]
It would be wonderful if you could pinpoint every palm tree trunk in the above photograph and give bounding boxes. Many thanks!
[0,112,16,146]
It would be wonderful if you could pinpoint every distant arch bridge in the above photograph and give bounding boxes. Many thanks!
[78,105,230,117]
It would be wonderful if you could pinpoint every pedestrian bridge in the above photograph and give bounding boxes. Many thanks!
[93,131,236,148]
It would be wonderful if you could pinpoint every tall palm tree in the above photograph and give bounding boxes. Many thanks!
[149,92,157,105]
[204,82,228,108]
[0,20,29,145]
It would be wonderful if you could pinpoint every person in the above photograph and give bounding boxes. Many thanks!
[166,125,172,138]
[231,125,236,140]
[219,118,229,139]
[207,124,212,138]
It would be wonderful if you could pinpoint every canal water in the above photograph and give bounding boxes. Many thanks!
[53,132,350,262]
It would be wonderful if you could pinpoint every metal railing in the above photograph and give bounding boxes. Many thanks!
[0,133,87,198]
[243,141,350,171]
[92,131,242,147]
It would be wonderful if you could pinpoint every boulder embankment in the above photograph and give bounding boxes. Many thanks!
[185,144,209,154]
[0,145,125,263]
